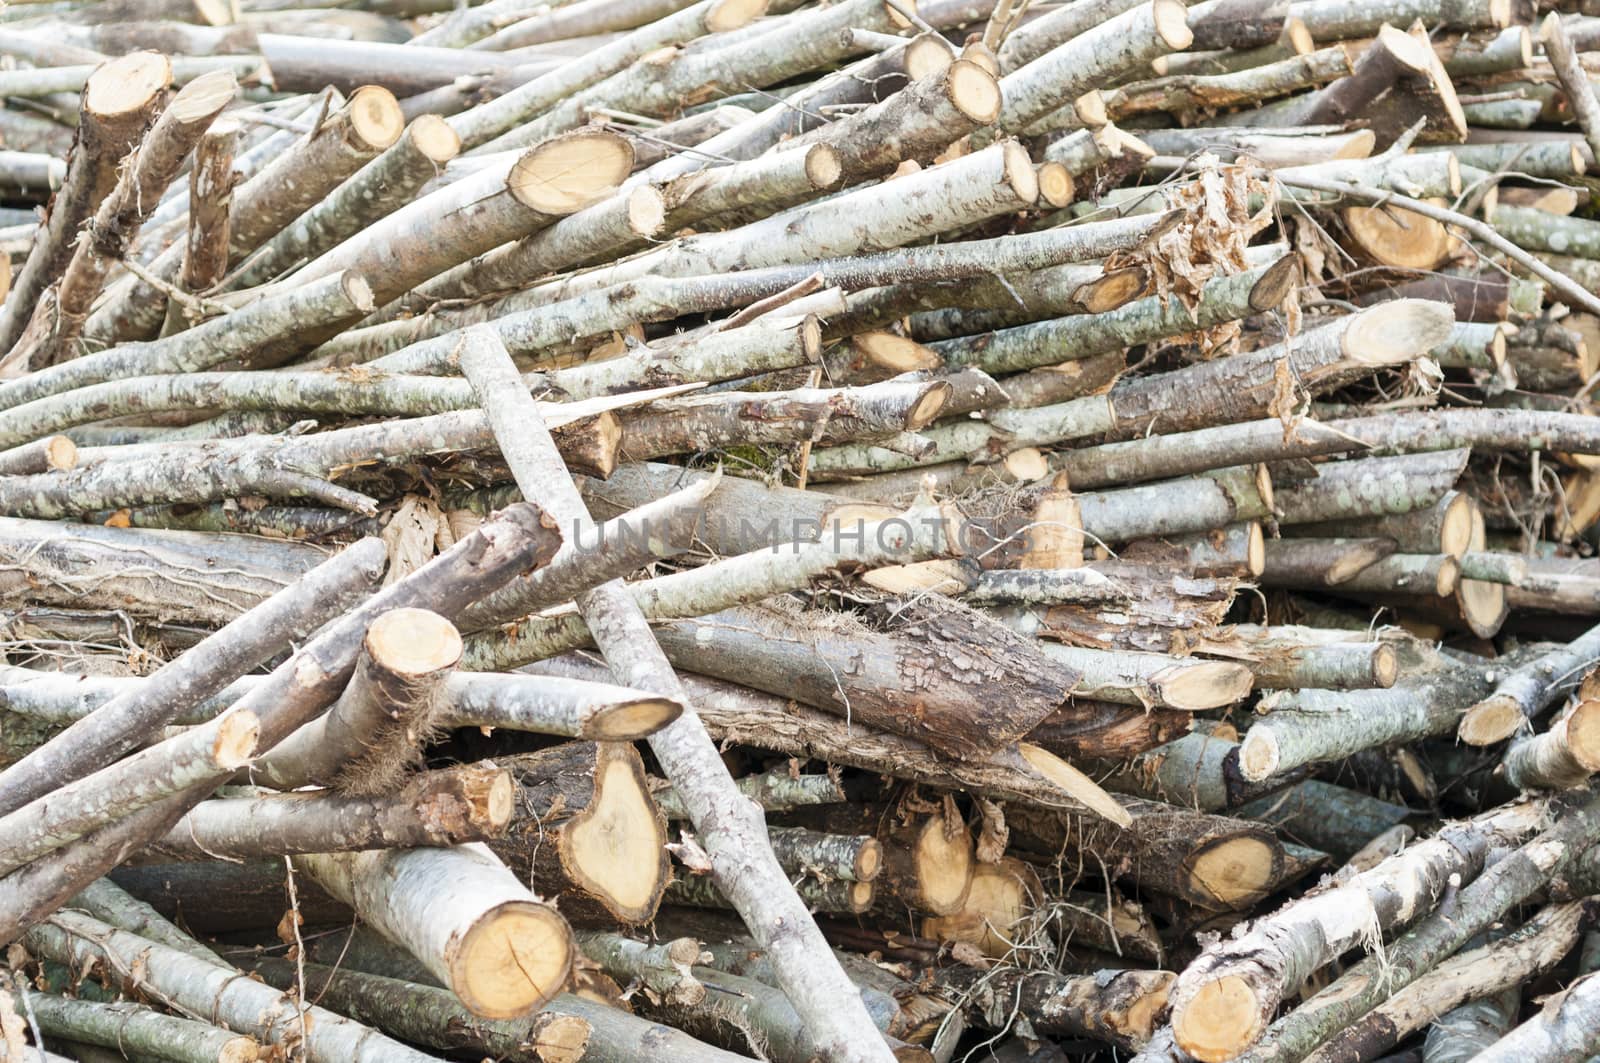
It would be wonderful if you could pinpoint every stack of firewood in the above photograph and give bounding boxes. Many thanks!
[7,0,1600,1059]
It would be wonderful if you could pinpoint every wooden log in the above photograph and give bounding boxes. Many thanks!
[1459,627,1600,745]
[1164,796,1553,1061]
[464,499,965,670]
[23,993,260,1063]
[1001,0,1194,132]
[646,597,1081,758]
[252,608,462,792]
[931,965,1173,1050]
[1305,900,1596,1063]
[1460,971,1600,1062]
[920,855,1041,958]
[1087,731,1277,812]
[667,867,874,914]
[489,741,669,924]
[1197,624,1400,690]
[246,957,595,1063]
[1240,659,1503,781]
[0,708,259,877]
[0,536,386,817]
[447,0,771,151]
[25,909,441,1062]
[143,764,513,862]
[0,504,561,943]
[84,85,405,344]
[526,654,1131,818]
[225,113,462,290]
[0,52,170,357]
[806,300,1450,478]
[780,802,974,916]
[1502,698,1600,791]
[652,768,846,820]
[455,328,897,1061]
[161,117,238,337]
[1234,779,1411,861]
[298,843,573,1019]
[0,270,376,413]
[1242,791,1600,1063]
[11,70,236,372]
[1009,798,1285,911]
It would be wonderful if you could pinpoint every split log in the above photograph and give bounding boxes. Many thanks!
[931,965,1173,1050]
[1458,623,1600,745]
[161,117,237,337]
[298,842,573,1019]
[920,855,1041,957]
[143,764,513,861]
[252,607,462,792]
[489,741,669,924]
[0,51,170,356]
[1265,24,1466,147]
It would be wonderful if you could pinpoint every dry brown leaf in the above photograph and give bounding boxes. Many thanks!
[974,797,1009,865]
[1267,356,1302,443]
[0,990,26,1063]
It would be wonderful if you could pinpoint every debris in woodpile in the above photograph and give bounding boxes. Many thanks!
[7,0,1600,1060]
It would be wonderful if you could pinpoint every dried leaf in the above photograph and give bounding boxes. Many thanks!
[0,990,27,1062]
[974,798,1009,865]
[667,829,714,874]
[1267,357,1302,443]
